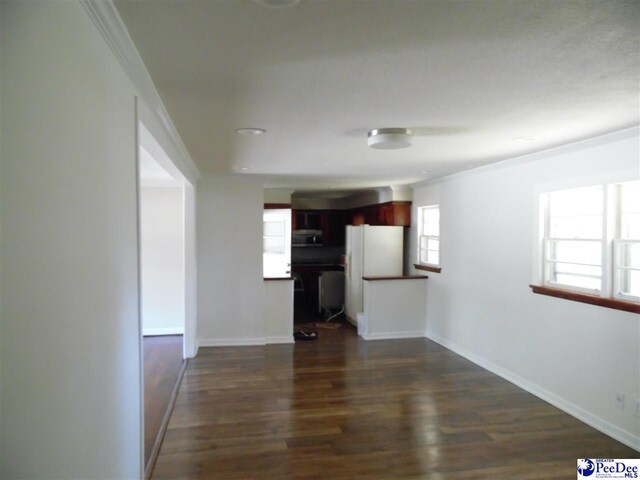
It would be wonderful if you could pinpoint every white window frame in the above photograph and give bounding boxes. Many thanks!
[417,205,440,268]
[612,182,640,302]
[613,239,640,302]
[539,181,639,303]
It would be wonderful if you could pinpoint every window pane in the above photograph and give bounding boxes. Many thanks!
[420,249,429,264]
[549,215,602,239]
[621,213,640,239]
[424,208,439,223]
[420,236,428,250]
[619,242,640,269]
[427,238,439,251]
[554,274,601,290]
[620,182,640,215]
[619,269,640,297]
[425,223,440,236]
[549,240,601,265]
[264,221,284,237]
[263,237,284,254]
[548,186,603,217]
[551,262,602,277]
[427,251,439,265]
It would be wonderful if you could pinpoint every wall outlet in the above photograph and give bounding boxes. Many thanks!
[615,392,625,409]
[634,398,639,417]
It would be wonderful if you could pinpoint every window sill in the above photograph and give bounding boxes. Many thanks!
[414,264,441,274]
[529,285,640,314]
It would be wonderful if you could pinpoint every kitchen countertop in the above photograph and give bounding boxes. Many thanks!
[292,263,344,267]
[362,275,428,281]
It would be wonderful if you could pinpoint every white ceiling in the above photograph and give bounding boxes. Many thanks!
[115,0,639,190]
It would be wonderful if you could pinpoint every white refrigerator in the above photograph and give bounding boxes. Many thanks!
[344,225,404,323]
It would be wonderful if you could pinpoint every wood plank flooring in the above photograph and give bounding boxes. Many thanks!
[152,325,637,479]
[144,335,185,467]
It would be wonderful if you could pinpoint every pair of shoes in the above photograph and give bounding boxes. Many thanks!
[294,330,317,341]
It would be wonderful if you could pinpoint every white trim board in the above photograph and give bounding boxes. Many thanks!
[265,336,294,345]
[199,337,295,347]
[362,331,426,341]
[143,328,184,336]
[411,126,640,189]
[425,330,640,452]
[80,0,199,183]
[199,337,266,347]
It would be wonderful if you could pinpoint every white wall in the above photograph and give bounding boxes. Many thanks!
[264,188,293,204]
[197,176,266,345]
[140,186,185,336]
[184,184,198,357]
[0,1,4,460]
[292,196,347,210]
[410,128,640,450]
[362,278,428,340]
[1,1,141,477]
[264,280,294,343]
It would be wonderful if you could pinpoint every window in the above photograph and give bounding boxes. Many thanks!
[539,181,639,304]
[614,181,640,302]
[263,209,291,278]
[418,205,440,267]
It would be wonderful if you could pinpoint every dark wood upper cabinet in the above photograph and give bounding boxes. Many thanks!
[292,201,411,247]
[325,210,349,246]
[350,201,411,227]
[293,211,322,230]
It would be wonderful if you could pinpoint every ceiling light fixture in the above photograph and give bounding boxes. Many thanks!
[367,128,413,149]
[252,0,300,8]
[236,127,266,135]
[240,167,250,171]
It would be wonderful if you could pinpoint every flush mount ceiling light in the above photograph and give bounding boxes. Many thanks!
[367,128,413,149]
[252,0,300,7]
[236,127,266,135]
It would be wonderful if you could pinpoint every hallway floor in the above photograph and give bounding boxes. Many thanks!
[151,327,636,479]
[144,335,184,467]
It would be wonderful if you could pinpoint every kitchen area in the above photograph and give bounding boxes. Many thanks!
[263,188,428,341]
[287,193,414,326]
[291,209,349,324]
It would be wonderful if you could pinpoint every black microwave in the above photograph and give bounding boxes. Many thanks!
[292,229,323,247]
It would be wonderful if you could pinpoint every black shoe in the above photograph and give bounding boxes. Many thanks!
[294,330,317,341]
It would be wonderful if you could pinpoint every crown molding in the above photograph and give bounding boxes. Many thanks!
[411,125,640,190]
[80,0,200,183]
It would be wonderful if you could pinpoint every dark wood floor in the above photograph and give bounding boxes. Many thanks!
[144,335,185,466]
[152,326,636,479]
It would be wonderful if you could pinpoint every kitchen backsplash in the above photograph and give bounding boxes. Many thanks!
[292,246,344,265]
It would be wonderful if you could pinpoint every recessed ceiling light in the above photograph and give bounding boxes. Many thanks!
[368,128,413,149]
[240,167,250,171]
[418,170,431,175]
[236,128,266,135]
[252,0,300,8]
[513,136,536,142]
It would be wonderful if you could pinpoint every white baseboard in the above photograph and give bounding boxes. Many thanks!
[198,337,266,347]
[425,330,640,452]
[265,336,294,344]
[143,327,184,336]
[362,331,425,341]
